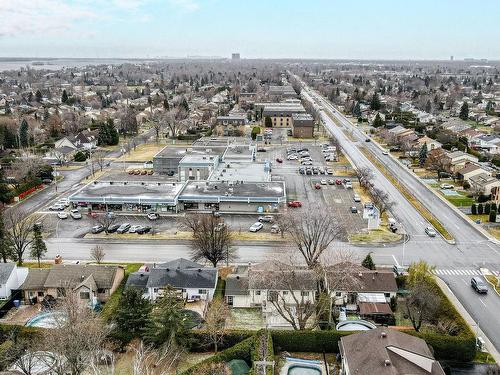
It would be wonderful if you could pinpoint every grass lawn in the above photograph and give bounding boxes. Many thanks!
[227,308,264,330]
[486,226,500,241]
[350,229,402,243]
[442,191,474,207]
[22,262,53,269]
[118,143,166,162]
[474,350,497,364]
[468,214,489,222]
[485,275,500,294]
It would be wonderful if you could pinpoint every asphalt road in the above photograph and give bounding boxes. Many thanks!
[295,77,500,352]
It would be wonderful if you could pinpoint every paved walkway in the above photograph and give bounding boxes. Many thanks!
[435,277,500,364]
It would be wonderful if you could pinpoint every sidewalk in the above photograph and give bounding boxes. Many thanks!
[435,277,500,364]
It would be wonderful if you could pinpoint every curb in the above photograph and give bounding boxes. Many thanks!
[479,268,500,297]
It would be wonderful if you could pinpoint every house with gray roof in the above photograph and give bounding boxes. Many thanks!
[126,258,218,302]
[20,264,124,305]
[0,263,28,300]
[340,328,445,375]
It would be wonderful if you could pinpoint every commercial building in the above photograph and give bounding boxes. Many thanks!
[215,114,247,136]
[152,146,226,175]
[257,101,306,128]
[291,113,314,138]
[268,85,298,99]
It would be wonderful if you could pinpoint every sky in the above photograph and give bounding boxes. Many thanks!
[0,0,499,60]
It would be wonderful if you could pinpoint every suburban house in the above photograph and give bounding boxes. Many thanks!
[225,263,317,328]
[469,173,500,195]
[126,258,218,302]
[415,136,442,151]
[54,129,98,151]
[444,151,479,173]
[472,134,500,154]
[20,264,124,306]
[0,263,28,300]
[339,328,445,375]
[456,162,491,183]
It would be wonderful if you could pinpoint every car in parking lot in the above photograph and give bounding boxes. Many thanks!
[288,200,302,208]
[364,202,374,209]
[137,225,152,234]
[344,181,353,189]
[49,204,65,211]
[301,160,313,166]
[258,215,274,222]
[440,183,454,189]
[147,212,159,221]
[320,179,327,185]
[299,167,305,175]
[249,222,264,232]
[117,223,131,234]
[326,168,333,175]
[57,212,68,219]
[425,226,437,237]
[91,225,105,234]
[287,154,298,160]
[365,138,371,142]
[58,199,70,207]
[353,194,361,202]
[314,183,322,189]
[328,179,335,185]
[350,206,358,213]
[471,277,488,294]
[335,179,342,185]
[70,209,82,219]
[107,224,120,233]
[276,158,283,163]
[270,224,280,233]
[129,225,142,233]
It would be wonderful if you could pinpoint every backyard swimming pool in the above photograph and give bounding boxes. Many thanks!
[287,364,322,375]
[280,358,325,375]
[25,311,66,328]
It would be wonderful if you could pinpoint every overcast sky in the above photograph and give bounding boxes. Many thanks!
[1,0,499,60]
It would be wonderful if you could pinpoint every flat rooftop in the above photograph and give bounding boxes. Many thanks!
[194,137,254,147]
[69,181,185,205]
[222,145,255,162]
[153,145,226,159]
[209,162,270,183]
[292,113,314,120]
[179,181,285,203]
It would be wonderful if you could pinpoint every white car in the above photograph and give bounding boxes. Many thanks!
[320,179,327,185]
[49,204,65,211]
[270,224,280,233]
[147,212,159,221]
[301,160,313,165]
[382,150,389,155]
[353,194,361,202]
[425,227,437,237]
[287,155,298,160]
[129,225,142,233]
[249,222,264,232]
[58,198,70,207]
[440,183,454,189]
[57,212,68,219]
[70,209,82,219]
[345,182,353,189]
[258,215,274,222]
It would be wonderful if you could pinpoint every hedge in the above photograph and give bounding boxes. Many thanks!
[182,335,255,375]
[189,330,254,352]
[409,331,476,362]
[251,330,274,375]
[271,330,349,353]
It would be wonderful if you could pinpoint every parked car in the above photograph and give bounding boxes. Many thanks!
[276,158,283,163]
[301,160,313,166]
[249,222,264,232]
[425,226,437,237]
[58,199,70,207]
[107,224,120,233]
[270,224,280,234]
[335,179,342,185]
[328,179,335,185]
[57,212,68,219]
[364,202,374,209]
[258,215,274,223]
[299,167,305,175]
[344,182,353,189]
[117,223,131,234]
[167,171,175,176]
[440,183,454,189]
[353,194,361,202]
[320,179,327,185]
[350,206,358,213]
[365,138,371,142]
[129,225,142,233]
[314,183,322,189]
[326,168,333,175]
[288,201,302,208]
[70,209,82,219]
[287,154,298,160]
[257,148,267,152]
[91,225,105,234]
[147,212,159,221]
[49,204,65,211]
[137,225,152,234]
[471,277,488,294]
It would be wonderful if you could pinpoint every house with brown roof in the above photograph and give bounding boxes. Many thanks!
[20,264,124,306]
[456,162,491,183]
[339,328,445,375]
[469,173,500,196]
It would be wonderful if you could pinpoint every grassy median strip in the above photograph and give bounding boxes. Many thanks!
[360,148,454,241]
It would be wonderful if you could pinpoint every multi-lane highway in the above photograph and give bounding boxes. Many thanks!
[295,76,500,353]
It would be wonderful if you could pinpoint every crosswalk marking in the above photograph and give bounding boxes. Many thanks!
[433,269,480,276]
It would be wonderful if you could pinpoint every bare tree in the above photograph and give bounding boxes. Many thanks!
[182,214,235,267]
[285,205,346,268]
[94,213,117,233]
[130,340,184,375]
[93,150,107,172]
[151,112,163,143]
[404,281,440,332]
[90,245,106,264]
[273,214,292,238]
[355,166,374,188]
[371,187,395,215]
[5,209,39,266]
[425,149,451,181]
[163,108,188,138]
[204,298,230,353]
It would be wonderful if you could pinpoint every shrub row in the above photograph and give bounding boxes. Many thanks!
[251,330,274,375]
[271,330,349,353]
[189,330,254,352]
[409,331,476,362]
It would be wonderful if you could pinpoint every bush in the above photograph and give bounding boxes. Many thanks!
[251,126,261,140]
[177,134,201,141]
[271,330,349,353]
[409,331,476,362]
[485,203,491,215]
[214,278,225,299]
[489,209,497,223]
[477,203,483,215]
[74,150,88,162]
[189,330,254,352]
[471,204,477,215]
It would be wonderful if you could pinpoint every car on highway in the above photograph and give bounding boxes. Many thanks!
[350,206,358,213]
[249,222,264,232]
[288,200,302,208]
[365,138,371,142]
[147,212,159,221]
[91,225,105,234]
[117,223,131,234]
[70,209,82,219]
[276,158,283,163]
[425,227,437,237]
[382,150,389,155]
[57,212,68,219]
[471,277,488,294]
[353,194,361,202]
[258,215,274,222]
[314,183,322,189]
[107,224,120,233]
[129,225,142,233]
[49,204,65,211]
[320,179,327,185]
[440,183,454,189]
[137,225,152,234]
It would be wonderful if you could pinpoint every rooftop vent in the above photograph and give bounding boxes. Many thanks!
[384,360,391,366]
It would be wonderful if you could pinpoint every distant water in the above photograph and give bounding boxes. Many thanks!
[0,58,147,72]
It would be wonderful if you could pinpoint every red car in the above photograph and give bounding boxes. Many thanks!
[314,183,322,190]
[287,201,302,208]
[335,179,342,185]
[276,158,283,163]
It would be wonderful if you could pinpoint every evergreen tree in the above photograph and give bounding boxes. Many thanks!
[477,203,483,215]
[352,102,362,117]
[19,119,29,148]
[489,209,497,223]
[251,126,261,140]
[370,92,381,110]
[459,102,469,120]
[372,113,385,128]
[485,203,491,215]
[106,119,119,145]
[30,224,47,267]
[113,288,152,342]
[98,121,110,146]
[264,116,273,128]
[471,204,477,215]
[362,253,376,270]
[419,143,428,167]
[61,89,69,104]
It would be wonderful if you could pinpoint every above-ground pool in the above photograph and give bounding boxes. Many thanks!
[280,358,324,375]
[25,311,67,328]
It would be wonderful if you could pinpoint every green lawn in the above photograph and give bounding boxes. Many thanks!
[443,192,474,207]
